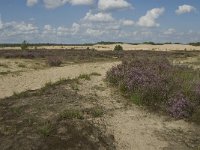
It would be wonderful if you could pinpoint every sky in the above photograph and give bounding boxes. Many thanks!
[0,0,200,44]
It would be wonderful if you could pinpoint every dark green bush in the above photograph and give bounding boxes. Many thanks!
[114,45,123,51]
[21,40,29,50]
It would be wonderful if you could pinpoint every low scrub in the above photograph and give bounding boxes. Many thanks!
[47,56,63,67]
[60,109,84,120]
[106,57,200,123]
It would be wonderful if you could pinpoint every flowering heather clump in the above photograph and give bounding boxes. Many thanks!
[106,56,200,121]
[106,64,125,84]
[47,56,63,67]
[167,93,194,118]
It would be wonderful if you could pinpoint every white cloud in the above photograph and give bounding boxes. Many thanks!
[83,11,114,22]
[175,5,196,15]
[0,14,3,30]
[86,28,104,36]
[43,0,67,9]
[98,0,132,11]
[27,0,38,7]
[163,28,176,35]
[43,23,80,36]
[121,19,134,26]
[137,7,165,27]
[70,0,93,5]
[43,24,56,34]
[43,0,94,9]
[71,23,80,34]
[0,21,38,42]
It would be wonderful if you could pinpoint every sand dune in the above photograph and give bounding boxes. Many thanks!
[1,44,200,51]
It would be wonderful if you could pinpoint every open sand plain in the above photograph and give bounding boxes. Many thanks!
[1,44,200,51]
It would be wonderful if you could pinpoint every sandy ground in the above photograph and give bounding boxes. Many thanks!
[0,58,46,75]
[0,61,120,99]
[1,44,200,51]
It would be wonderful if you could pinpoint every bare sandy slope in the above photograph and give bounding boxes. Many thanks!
[76,69,200,150]
[0,61,120,99]
[1,44,200,51]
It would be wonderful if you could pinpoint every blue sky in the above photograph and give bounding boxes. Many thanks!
[0,0,199,43]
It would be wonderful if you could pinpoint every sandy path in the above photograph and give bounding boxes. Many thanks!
[0,61,120,99]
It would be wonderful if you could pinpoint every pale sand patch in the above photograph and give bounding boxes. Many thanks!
[0,58,46,74]
[1,44,200,51]
[0,61,120,99]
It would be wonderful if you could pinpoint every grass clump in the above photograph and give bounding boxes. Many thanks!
[12,91,30,99]
[38,121,53,137]
[90,72,101,76]
[0,63,9,68]
[78,74,91,80]
[0,71,11,75]
[60,109,84,120]
[18,63,26,68]
[91,108,104,118]
[106,57,200,122]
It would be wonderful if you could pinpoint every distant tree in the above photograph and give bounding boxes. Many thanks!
[189,42,200,46]
[143,41,155,45]
[21,40,29,50]
[114,45,123,51]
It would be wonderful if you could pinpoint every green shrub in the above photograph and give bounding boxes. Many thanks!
[114,45,123,51]
[21,40,29,50]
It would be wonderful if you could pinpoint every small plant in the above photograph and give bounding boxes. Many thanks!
[11,107,23,116]
[130,93,142,105]
[12,91,29,99]
[38,121,53,137]
[114,45,123,51]
[71,83,79,91]
[18,63,26,68]
[90,72,101,76]
[0,63,8,68]
[191,107,200,124]
[39,81,53,93]
[0,71,12,76]
[91,108,104,118]
[60,109,84,120]
[21,40,29,50]
[78,74,91,80]
[47,56,63,67]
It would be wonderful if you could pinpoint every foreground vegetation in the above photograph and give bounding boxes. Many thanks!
[106,56,200,123]
[0,77,115,150]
